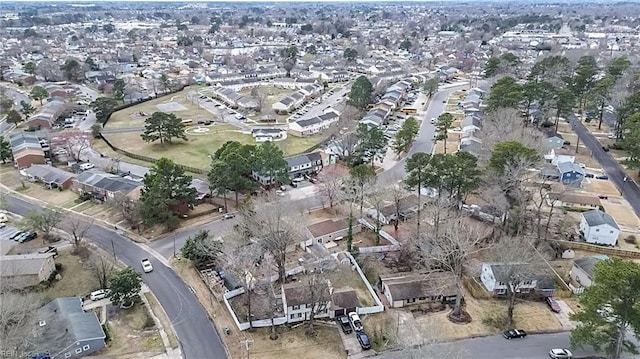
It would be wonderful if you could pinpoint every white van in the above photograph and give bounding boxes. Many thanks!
[79,163,95,171]
[90,289,111,301]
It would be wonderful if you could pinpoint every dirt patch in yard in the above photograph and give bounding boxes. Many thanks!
[601,202,640,228]
[582,178,620,196]
[41,249,99,301]
[102,302,165,357]
[249,325,345,359]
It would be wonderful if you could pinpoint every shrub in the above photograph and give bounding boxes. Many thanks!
[625,235,637,245]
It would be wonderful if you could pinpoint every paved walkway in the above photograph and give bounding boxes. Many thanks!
[553,300,577,331]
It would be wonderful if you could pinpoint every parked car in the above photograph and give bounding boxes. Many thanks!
[14,232,30,242]
[90,289,111,301]
[141,258,153,273]
[348,312,364,332]
[602,146,610,152]
[549,348,573,359]
[545,297,561,313]
[356,332,371,350]
[10,231,24,240]
[598,194,609,199]
[337,315,352,334]
[596,174,609,180]
[18,231,37,243]
[79,163,95,171]
[585,173,595,178]
[503,329,527,339]
[222,213,235,220]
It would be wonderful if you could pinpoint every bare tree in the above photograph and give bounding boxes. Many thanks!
[67,217,93,253]
[254,279,281,340]
[367,181,389,244]
[388,181,406,232]
[418,211,490,321]
[317,165,345,209]
[109,196,143,231]
[224,241,262,329]
[479,107,545,164]
[238,197,302,284]
[37,58,62,82]
[491,236,544,327]
[88,255,115,290]
[59,130,90,161]
[304,266,331,336]
[0,282,42,355]
[22,207,65,242]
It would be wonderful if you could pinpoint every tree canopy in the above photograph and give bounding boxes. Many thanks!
[489,141,539,175]
[141,112,188,145]
[140,158,197,229]
[393,116,420,155]
[347,76,374,110]
[108,267,142,305]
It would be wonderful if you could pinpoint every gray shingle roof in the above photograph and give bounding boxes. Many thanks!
[24,165,75,185]
[0,253,53,276]
[36,297,105,356]
[557,161,585,175]
[573,256,607,278]
[582,209,620,230]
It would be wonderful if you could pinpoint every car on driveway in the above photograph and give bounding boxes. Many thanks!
[141,258,153,273]
[503,328,527,339]
[349,312,364,332]
[545,297,561,313]
[337,315,352,334]
[549,348,573,358]
[90,289,111,301]
[356,331,371,350]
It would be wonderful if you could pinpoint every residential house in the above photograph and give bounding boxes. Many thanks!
[480,263,538,296]
[9,132,46,169]
[545,147,576,166]
[299,83,324,98]
[272,91,306,114]
[72,170,143,202]
[288,112,339,137]
[287,152,324,178]
[579,209,620,246]
[212,87,259,110]
[379,272,457,308]
[331,287,360,317]
[373,194,421,225]
[458,137,483,158]
[282,281,331,323]
[0,253,56,289]
[22,164,76,190]
[461,115,482,138]
[301,218,362,248]
[26,99,66,129]
[544,132,566,150]
[569,255,608,292]
[557,161,585,187]
[33,297,106,359]
[545,192,601,211]
[251,128,285,142]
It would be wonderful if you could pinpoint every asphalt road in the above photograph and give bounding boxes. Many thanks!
[4,194,228,359]
[379,332,600,359]
[571,119,640,218]
[378,82,470,182]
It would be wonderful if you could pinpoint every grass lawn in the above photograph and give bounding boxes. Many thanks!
[102,302,164,356]
[250,326,345,359]
[103,126,327,170]
[42,249,99,302]
[106,90,216,129]
[239,85,295,124]
[144,292,179,349]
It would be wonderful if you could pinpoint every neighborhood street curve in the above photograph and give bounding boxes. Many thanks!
[4,194,228,359]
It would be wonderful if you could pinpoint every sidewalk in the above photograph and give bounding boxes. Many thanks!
[140,284,182,359]
[378,147,402,172]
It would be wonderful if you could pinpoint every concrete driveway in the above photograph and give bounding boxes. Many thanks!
[553,300,577,330]
[338,326,362,357]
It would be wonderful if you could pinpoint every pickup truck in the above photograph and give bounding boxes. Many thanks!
[348,312,363,332]
[337,315,352,334]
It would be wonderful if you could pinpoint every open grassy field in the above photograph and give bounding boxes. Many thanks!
[106,90,215,129]
[238,85,295,124]
[103,125,327,170]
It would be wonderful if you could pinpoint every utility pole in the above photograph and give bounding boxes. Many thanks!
[111,238,117,261]
[240,338,253,359]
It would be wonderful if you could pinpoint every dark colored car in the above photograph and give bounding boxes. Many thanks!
[585,173,594,178]
[503,329,527,339]
[596,174,609,180]
[337,316,352,334]
[356,332,371,350]
[10,231,24,240]
[602,146,610,152]
[545,297,561,313]
[19,231,38,243]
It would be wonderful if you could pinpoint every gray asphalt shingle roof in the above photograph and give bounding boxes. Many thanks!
[582,209,620,230]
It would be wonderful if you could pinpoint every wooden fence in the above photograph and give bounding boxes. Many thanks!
[553,240,640,259]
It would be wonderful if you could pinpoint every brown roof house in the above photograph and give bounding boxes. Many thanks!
[282,280,332,323]
[301,218,361,249]
[370,194,421,225]
[10,132,45,169]
[0,253,56,289]
[26,98,66,129]
[331,287,360,317]
[379,272,458,308]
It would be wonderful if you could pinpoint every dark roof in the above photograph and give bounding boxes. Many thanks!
[286,152,322,168]
[36,297,105,357]
[307,218,349,238]
[573,256,608,278]
[24,165,75,185]
[283,281,330,307]
[486,263,532,283]
[557,161,585,175]
[382,272,456,301]
[582,209,620,230]
[331,288,360,309]
[92,176,141,194]
[296,117,323,128]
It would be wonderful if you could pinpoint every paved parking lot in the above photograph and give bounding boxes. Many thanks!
[0,224,22,241]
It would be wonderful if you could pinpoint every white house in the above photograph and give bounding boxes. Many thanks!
[579,209,620,246]
[288,112,339,137]
[480,263,537,296]
[282,281,331,323]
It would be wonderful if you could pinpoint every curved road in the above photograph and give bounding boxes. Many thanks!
[5,194,227,359]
